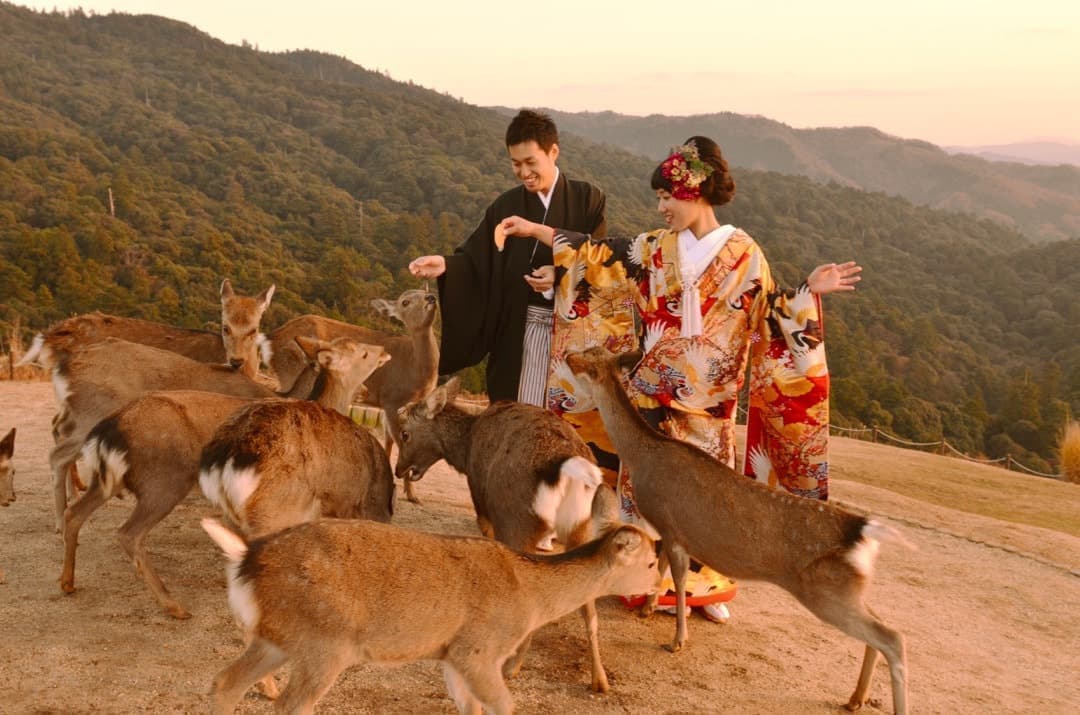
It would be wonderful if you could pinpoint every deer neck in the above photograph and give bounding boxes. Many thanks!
[410,324,439,377]
[591,374,660,464]
[514,548,612,625]
[278,367,351,416]
[436,405,478,474]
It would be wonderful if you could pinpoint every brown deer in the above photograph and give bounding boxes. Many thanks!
[45,339,279,531]
[197,391,396,540]
[201,518,660,714]
[562,346,909,715]
[18,279,274,379]
[18,279,274,497]
[263,288,438,503]
[0,428,14,584]
[59,337,389,619]
[395,378,621,692]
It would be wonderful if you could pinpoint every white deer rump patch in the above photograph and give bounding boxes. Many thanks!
[222,461,260,518]
[532,456,602,542]
[227,565,260,631]
[81,438,130,498]
[847,520,887,577]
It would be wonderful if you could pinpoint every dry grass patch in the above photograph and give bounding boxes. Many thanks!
[829,435,1079,537]
[1060,421,1080,485]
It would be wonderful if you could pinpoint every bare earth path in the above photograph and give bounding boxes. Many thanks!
[1,380,1078,713]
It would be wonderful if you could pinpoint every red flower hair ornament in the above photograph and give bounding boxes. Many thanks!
[660,141,715,201]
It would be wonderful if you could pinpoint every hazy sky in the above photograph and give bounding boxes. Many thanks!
[21,1,1080,147]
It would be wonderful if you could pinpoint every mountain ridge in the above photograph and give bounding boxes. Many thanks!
[498,108,1080,243]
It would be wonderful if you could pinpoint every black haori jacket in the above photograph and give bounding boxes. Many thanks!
[437,171,605,401]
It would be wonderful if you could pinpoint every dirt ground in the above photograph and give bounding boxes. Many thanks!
[1,379,1078,714]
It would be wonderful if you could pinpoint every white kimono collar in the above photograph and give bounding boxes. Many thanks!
[678,225,736,338]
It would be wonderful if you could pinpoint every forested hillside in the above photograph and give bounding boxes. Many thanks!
[0,4,1076,470]
[529,108,1080,244]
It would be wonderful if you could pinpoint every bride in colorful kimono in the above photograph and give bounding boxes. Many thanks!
[499,136,861,621]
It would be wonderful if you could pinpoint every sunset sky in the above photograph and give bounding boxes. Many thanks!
[21,0,1080,147]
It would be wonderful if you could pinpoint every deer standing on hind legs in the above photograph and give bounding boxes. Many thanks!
[562,346,910,715]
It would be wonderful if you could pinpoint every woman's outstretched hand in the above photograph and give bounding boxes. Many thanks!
[808,261,862,295]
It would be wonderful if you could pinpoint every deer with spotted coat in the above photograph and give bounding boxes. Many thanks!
[394,377,624,694]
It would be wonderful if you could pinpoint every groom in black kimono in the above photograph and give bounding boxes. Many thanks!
[409,109,606,402]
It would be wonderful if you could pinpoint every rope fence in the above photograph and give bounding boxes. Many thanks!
[734,405,1061,479]
[828,423,1063,479]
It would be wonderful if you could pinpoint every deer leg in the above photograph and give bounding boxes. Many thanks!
[273,650,348,715]
[210,637,288,715]
[48,441,80,533]
[844,610,906,715]
[454,658,514,715]
[69,463,86,492]
[641,546,670,618]
[564,526,610,692]
[663,543,690,653]
[443,662,483,715]
[846,644,880,711]
[60,477,110,593]
[581,600,610,692]
[116,489,192,619]
[806,585,907,715]
[502,632,531,679]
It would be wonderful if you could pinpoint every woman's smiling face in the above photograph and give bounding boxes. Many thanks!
[656,189,700,232]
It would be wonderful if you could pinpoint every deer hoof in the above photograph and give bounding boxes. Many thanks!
[60,578,75,594]
[662,641,684,653]
[590,673,611,693]
[165,604,192,620]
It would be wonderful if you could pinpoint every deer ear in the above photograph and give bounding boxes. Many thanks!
[0,428,14,458]
[371,299,398,321]
[259,284,276,310]
[294,335,328,361]
[611,526,644,559]
[421,384,450,418]
[443,376,461,402]
[316,346,341,371]
[614,350,643,375]
[376,352,392,367]
[220,278,234,300]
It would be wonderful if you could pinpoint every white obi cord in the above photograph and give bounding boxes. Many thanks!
[678,225,736,338]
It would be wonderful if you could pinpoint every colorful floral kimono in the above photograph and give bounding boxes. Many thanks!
[546,227,831,534]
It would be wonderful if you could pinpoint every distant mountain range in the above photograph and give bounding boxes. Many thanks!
[944,142,1080,167]
[499,109,1080,243]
